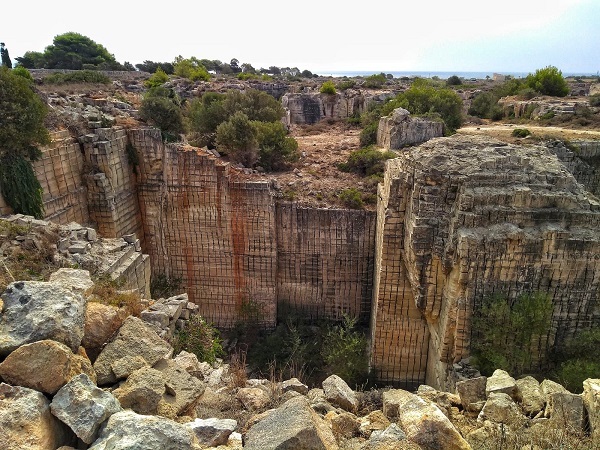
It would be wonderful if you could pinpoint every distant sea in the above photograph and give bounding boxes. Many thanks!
[320,70,598,80]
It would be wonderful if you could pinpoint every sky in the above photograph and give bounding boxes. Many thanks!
[2,0,599,75]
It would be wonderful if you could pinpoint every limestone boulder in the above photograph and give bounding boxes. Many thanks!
[50,374,122,444]
[583,378,600,441]
[244,396,338,450]
[237,386,271,410]
[327,410,360,439]
[477,392,526,425]
[110,355,149,380]
[48,268,94,297]
[173,350,203,378]
[382,389,470,450]
[362,423,413,450]
[112,367,166,415]
[0,383,71,450]
[358,410,391,438]
[0,280,87,355]
[282,377,309,395]
[456,376,487,413]
[184,417,237,447]
[0,339,95,394]
[88,410,196,450]
[515,376,545,416]
[93,316,173,385]
[154,358,205,416]
[486,369,517,400]
[545,392,585,431]
[540,379,569,397]
[322,374,358,413]
[82,302,127,361]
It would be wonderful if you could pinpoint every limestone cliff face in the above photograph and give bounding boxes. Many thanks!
[370,135,600,389]
[377,108,444,149]
[282,90,395,125]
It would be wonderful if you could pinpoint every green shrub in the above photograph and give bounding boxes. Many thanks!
[588,94,600,107]
[216,111,258,167]
[173,56,210,81]
[237,72,258,80]
[173,315,224,364]
[525,66,569,97]
[338,146,396,177]
[339,188,364,209]
[359,121,379,147]
[446,75,462,86]
[320,81,336,95]
[552,327,600,392]
[471,291,553,376]
[321,315,369,388]
[12,66,33,81]
[42,70,111,84]
[363,73,387,88]
[253,121,299,171]
[139,89,185,139]
[337,79,356,90]
[512,128,531,138]
[144,67,169,88]
[0,154,45,219]
[150,273,182,299]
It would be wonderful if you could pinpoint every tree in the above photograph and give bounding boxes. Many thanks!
[173,56,210,81]
[216,111,258,167]
[43,32,120,69]
[229,58,241,73]
[188,92,228,148]
[15,51,46,69]
[446,75,462,86]
[0,67,50,218]
[525,65,569,97]
[253,121,299,171]
[139,87,185,139]
[135,60,174,74]
[1,43,12,68]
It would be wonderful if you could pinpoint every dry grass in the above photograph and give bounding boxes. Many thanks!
[0,219,59,292]
[89,275,144,317]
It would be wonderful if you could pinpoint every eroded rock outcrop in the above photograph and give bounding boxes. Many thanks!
[370,134,600,389]
[377,108,444,149]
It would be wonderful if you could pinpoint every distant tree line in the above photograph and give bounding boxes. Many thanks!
[15,32,317,79]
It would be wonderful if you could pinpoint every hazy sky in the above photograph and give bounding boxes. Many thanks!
[2,0,599,75]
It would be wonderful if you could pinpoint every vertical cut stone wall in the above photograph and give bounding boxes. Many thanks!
[0,131,89,224]
[130,128,376,329]
[276,203,376,323]
[83,128,142,239]
[131,128,278,328]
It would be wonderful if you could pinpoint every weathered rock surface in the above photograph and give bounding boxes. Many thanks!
[583,378,600,440]
[377,107,444,149]
[515,376,545,416]
[112,367,166,415]
[478,392,526,425]
[362,423,412,450]
[244,396,338,450]
[322,374,359,413]
[50,374,122,444]
[82,302,127,360]
[282,377,309,395]
[184,417,237,447]
[88,410,196,450]
[382,389,470,450]
[154,358,205,416]
[236,386,271,410]
[456,376,487,412]
[92,316,173,385]
[0,339,95,394]
[545,392,585,431]
[0,280,87,355]
[370,134,600,389]
[48,268,94,296]
[0,383,70,450]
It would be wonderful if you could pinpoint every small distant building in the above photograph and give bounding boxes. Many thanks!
[493,73,506,82]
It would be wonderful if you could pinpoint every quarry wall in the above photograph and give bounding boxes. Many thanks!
[2,126,600,389]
